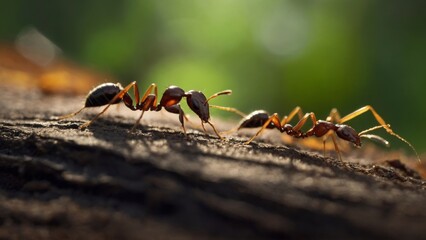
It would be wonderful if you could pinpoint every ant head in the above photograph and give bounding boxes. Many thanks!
[336,124,361,147]
[238,110,272,129]
[185,90,210,122]
[85,83,124,108]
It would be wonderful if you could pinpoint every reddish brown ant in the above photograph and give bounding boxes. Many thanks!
[57,81,232,138]
[229,106,420,161]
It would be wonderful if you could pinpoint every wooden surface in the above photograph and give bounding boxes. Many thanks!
[0,85,425,240]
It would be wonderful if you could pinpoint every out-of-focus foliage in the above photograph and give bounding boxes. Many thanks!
[1,0,426,152]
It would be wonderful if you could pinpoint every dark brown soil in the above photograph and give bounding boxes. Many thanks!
[0,85,425,240]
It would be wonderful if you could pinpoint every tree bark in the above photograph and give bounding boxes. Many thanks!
[0,85,425,240]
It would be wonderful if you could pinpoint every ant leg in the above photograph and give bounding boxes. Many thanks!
[183,114,190,122]
[164,104,187,135]
[220,125,241,136]
[209,105,246,117]
[323,136,327,157]
[320,132,342,160]
[339,105,419,161]
[200,120,222,139]
[140,83,158,107]
[208,106,245,135]
[198,118,223,139]
[331,134,342,161]
[55,107,86,120]
[132,82,140,105]
[292,112,317,132]
[153,84,158,106]
[131,91,158,132]
[245,113,281,144]
[131,111,145,132]
[201,121,207,132]
[326,108,342,122]
[280,106,304,125]
[80,81,137,130]
[206,121,223,139]
[339,105,391,131]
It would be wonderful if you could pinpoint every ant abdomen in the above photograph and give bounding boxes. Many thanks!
[238,110,274,129]
[85,83,124,107]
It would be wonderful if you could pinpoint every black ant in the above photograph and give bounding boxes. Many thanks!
[56,81,233,138]
[229,106,420,161]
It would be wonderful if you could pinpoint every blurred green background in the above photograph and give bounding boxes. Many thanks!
[1,0,425,153]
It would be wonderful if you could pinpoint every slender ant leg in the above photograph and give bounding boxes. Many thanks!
[56,107,85,120]
[244,113,281,144]
[163,104,187,134]
[280,106,304,126]
[131,83,158,131]
[330,134,342,161]
[326,108,341,122]
[291,112,317,132]
[207,121,222,139]
[334,105,420,161]
[209,106,247,136]
[139,83,158,106]
[131,111,145,132]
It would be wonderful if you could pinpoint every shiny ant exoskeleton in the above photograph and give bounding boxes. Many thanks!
[229,106,419,161]
[57,81,232,138]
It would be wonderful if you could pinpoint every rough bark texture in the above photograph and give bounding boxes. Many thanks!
[0,85,425,240]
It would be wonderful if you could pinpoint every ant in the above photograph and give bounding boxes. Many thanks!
[229,106,420,161]
[56,81,233,138]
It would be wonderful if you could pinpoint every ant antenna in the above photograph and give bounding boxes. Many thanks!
[205,89,246,118]
[359,125,421,162]
[358,125,388,136]
[360,134,390,147]
[205,90,232,104]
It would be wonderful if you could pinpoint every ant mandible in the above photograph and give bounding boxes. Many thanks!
[57,81,232,139]
[229,106,420,161]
